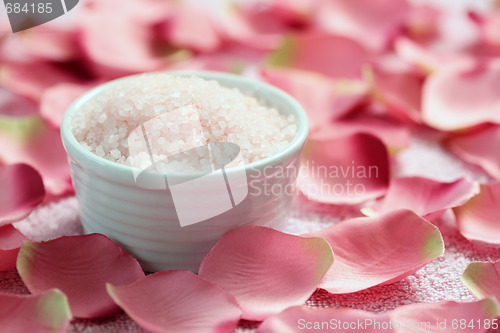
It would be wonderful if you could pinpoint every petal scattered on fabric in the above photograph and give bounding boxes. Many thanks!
[40,83,96,128]
[446,125,500,181]
[198,226,333,321]
[422,58,500,131]
[306,209,444,294]
[261,67,368,131]
[107,270,242,333]
[316,0,410,51]
[0,224,27,271]
[0,289,72,333]
[0,115,72,195]
[267,33,371,79]
[257,299,498,333]
[0,163,45,225]
[462,261,500,304]
[17,233,145,318]
[369,176,479,217]
[297,133,390,205]
[454,183,500,247]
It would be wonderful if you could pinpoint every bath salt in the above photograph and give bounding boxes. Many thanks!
[71,74,297,171]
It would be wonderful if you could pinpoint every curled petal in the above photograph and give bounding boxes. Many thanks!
[316,0,410,51]
[215,1,311,50]
[297,133,390,205]
[257,299,498,333]
[0,61,84,102]
[0,163,45,225]
[164,4,221,52]
[107,270,242,333]
[422,59,500,131]
[391,299,499,332]
[17,233,145,318]
[0,224,27,271]
[0,289,72,333]
[261,67,368,131]
[469,9,500,51]
[394,37,470,74]
[267,33,371,79]
[0,115,72,195]
[1,27,78,62]
[0,88,38,117]
[370,177,479,217]
[257,306,387,333]
[78,0,171,77]
[446,125,500,180]
[306,209,444,294]
[198,226,333,321]
[371,66,423,123]
[462,261,500,303]
[311,114,411,152]
[454,183,500,247]
[40,83,96,128]
[404,4,442,43]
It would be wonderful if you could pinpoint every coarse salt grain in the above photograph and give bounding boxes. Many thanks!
[71,74,297,171]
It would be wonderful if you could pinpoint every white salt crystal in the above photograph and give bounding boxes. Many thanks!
[71,74,297,171]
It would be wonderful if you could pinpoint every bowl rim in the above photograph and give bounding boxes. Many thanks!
[61,70,309,179]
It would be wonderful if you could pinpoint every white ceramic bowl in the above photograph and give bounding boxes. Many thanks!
[61,71,308,272]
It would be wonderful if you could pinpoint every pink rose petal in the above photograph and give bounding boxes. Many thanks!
[107,270,242,333]
[40,83,96,128]
[454,183,500,247]
[267,33,371,80]
[215,1,311,50]
[462,261,500,303]
[311,113,411,151]
[446,125,500,180]
[198,226,333,321]
[370,177,479,217]
[0,224,27,271]
[422,59,500,131]
[306,209,444,293]
[297,133,390,205]
[371,66,424,123]
[469,9,500,51]
[316,0,410,51]
[0,88,38,117]
[0,60,84,101]
[0,163,45,225]
[17,233,145,318]
[0,289,72,333]
[258,299,498,333]
[404,4,442,43]
[261,67,368,131]
[257,306,388,333]
[1,27,78,62]
[0,115,72,195]
[394,37,470,74]
[78,0,171,77]
[164,4,221,52]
